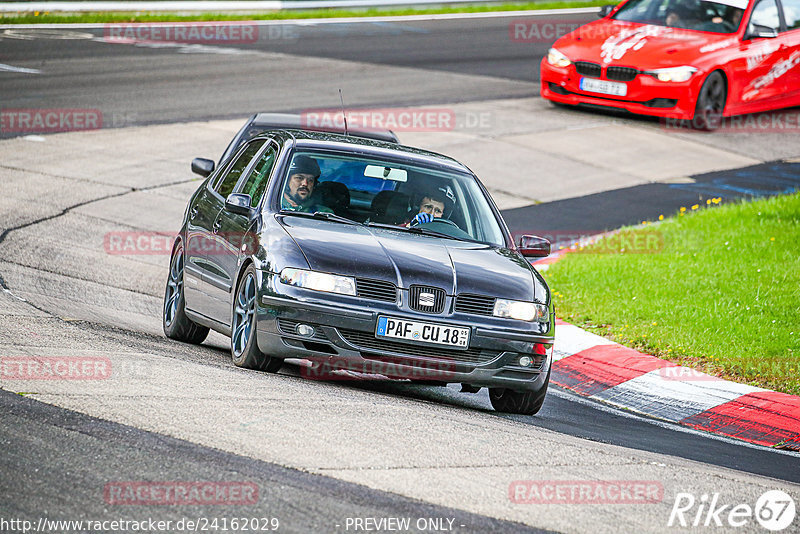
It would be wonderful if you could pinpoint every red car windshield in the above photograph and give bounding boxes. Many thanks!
[613,0,746,34]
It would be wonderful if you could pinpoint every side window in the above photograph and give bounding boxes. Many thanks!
[239,144,277,208]
[215,140,266,199]
[782,0,800,29]
[749,0,781,30]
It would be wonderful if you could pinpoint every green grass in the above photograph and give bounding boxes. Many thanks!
[0,1,607,24]
[543,192,800,395]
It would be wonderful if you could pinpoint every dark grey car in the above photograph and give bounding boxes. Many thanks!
[163,129,555,414]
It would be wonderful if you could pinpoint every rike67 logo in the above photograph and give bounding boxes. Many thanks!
[668,490,796,531]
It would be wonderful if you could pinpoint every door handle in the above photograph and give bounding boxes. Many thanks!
[189,206,199,220]
[212,217,222,234]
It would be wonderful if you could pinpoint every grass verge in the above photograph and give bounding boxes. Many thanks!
[542,192,800,395]
[0,0,605,24]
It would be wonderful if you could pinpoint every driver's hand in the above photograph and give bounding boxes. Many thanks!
[411,212,434,226]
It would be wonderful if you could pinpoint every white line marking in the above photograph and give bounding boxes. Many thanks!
[553,323,615,360]
[0,63,41,74]
[591,369,767,421]
[0,7,600,29]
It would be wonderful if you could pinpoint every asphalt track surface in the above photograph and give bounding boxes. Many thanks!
[0,14,566,128]
[1,12,800,534]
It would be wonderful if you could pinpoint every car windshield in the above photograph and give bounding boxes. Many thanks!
[278,150,507,246]
[613,0,747,33]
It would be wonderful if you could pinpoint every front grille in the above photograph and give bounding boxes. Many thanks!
[355,278,397,303]
[455,294,495,316]
[574,61,601,78]
[606,66,639,82]
[408,285,446,314]
[277,318,329,341]
[339,328,496,365]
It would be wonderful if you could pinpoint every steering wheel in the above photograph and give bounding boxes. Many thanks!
[427,218,461,229]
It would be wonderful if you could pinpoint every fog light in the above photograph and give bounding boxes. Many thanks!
[296,324,315,337]
[519,356,533,367]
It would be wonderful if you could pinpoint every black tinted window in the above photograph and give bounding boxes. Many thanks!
[239,144,277,208]
[216,140,265,199]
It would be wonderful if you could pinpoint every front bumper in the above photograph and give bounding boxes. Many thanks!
[540,59,702,120]
[255,270,554,393]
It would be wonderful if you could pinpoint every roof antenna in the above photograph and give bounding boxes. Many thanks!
[338,88,349,136]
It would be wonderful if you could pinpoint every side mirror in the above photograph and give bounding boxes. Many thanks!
[518,235,551,258]
[225,193,253,217]
[598,4,614,17]
[191,157,215,177]
[746,24,778,39]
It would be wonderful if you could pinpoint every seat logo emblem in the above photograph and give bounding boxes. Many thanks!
[418,292,436,307]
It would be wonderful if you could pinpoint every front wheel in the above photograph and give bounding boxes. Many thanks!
[692,71,726,131]
[489,370,550,415]
[163,242,209,344]
[231,265,282,373]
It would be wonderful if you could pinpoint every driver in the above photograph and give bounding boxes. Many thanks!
[407,187,449,226]
[281,155,331,213]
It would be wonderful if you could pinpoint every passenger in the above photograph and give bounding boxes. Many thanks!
[706,7,744,31]
[281,155,331,213]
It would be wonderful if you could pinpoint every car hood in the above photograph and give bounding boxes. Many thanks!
[279,216,545,302]
[556,19,734,67]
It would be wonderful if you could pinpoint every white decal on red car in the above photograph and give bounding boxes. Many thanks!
[746,41,780,71]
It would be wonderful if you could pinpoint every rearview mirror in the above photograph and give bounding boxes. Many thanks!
[598,4,615,17]
[191,157,215,177]
[518,235,551,258]
[364,165,408,182]
[225,193,253,217]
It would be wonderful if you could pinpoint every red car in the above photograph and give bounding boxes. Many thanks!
[540,0,800,128]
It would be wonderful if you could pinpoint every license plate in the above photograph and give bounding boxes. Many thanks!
[376,316,469,349]
[580,77,628,97]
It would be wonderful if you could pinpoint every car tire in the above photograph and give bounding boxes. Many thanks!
[231,264,282,373]
[692,71,726,131]
[489,369,550,415]
[163,242,210,344]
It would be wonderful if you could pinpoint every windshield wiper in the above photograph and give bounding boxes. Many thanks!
[282,210,362,226]
[366,222,473,242]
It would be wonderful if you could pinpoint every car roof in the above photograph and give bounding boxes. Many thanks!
[262,129,474,175]
[250,112,399,144]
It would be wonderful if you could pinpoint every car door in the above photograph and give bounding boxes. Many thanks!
[201,139,269,326]
[736,0,791,105]
[778,0,800,99]
[183,174,226,314]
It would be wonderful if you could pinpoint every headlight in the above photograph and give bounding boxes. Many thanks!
[493,299,549,322]
[646,66,697,82]
[279,268,356,296]
[547,48,572,68]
